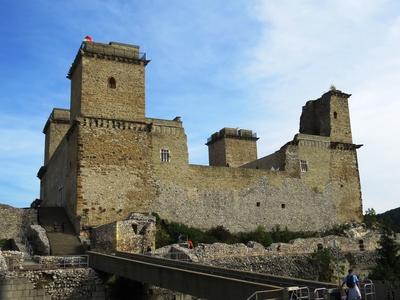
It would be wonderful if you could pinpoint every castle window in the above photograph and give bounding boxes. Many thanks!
[160,149,170,162]
[256,202,260,207]
[359,239,365,251]
[333,111,338,119]
[317,243,323,251]
[300,160,308,172]
[281,203,286,209]
[131,223,138,234]
[108,77,116,89]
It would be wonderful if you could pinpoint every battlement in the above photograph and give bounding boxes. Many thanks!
[79,116,185,137]
[67,41,149,79]
[206,128,258,145]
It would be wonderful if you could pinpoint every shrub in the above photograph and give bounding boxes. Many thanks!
[312,248,334,282]
[206,226,233,243]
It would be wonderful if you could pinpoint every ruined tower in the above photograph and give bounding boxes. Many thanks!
[299,89,353,143]
[299,89,362,222]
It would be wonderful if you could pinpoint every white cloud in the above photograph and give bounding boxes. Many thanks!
[241,0,400,212]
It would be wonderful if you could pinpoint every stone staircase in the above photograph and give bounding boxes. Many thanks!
[38,207,84,255]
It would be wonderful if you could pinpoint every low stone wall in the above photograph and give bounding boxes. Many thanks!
[2,268,105,300]
[1,251,25,271]
[267,226,380,254]
[0,251,8,272]
[0,277,51,300]
[0,205,37,240]
[194,242,266,261]
[27,225,50,255]
[155,241,378,283]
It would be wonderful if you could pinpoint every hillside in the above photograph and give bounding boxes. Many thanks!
[377,207,400,232]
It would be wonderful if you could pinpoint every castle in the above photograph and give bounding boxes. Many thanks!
[37,40,363,236]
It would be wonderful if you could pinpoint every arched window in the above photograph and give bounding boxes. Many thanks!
[108,77,116,89]
[333,111,338,119]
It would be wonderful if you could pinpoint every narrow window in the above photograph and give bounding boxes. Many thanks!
[131,223,138,234]
[317,243,323,251]
[333,111,338,119]
[359,240,365,251]
[256,202,260,207]
[281,203,286,209]
[300,160,308,172]
[108,77,116,89]
[160,149,170,162]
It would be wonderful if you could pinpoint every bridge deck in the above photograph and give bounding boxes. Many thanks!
[88,251,339,300]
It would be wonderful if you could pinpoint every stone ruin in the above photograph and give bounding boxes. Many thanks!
[91,213,156,254]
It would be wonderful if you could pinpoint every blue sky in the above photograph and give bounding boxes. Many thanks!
[0,0,399,213]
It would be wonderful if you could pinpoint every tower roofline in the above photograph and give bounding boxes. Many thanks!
[322,89,351,99]
[67,41,150,79]
[206,127,258,146]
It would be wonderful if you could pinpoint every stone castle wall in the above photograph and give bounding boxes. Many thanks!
[41,110,361,234]
[152,164,338,232]
[40,124,78,228]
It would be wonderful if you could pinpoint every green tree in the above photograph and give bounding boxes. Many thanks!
[369,229,400,281]
[312,248,334,282]
[364,208,377,228]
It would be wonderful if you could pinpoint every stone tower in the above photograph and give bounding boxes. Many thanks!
[299,89,353,143]
[67,41,149,121]
[43,108,70,164]
[299,89,362,223]
[206,128,258,167]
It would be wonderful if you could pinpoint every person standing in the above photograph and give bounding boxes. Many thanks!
[341,269,362,300]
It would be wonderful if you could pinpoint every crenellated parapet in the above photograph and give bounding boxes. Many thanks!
[80,116,150,132]
[67,41,149,79]
[79,116,185,137]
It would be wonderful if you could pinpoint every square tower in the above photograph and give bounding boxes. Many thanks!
[206,128,258,167]
[67,41,149,122]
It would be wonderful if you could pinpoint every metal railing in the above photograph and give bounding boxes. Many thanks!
[289,286,310,300]
[313,288,326,300]
[363,280,376,300]
[246,290,282,300]
[55,255,89,268]
[163,251,192,262]
[23,255,90,271]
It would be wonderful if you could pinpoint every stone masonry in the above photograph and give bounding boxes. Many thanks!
[91,213,156,253]
[37,40,363,236]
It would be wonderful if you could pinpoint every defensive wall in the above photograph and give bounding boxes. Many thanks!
[37,40,363,235]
